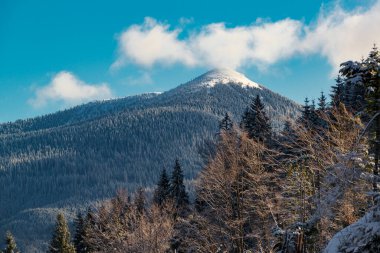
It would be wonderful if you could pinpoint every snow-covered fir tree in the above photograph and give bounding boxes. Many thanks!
[362,45,380,195]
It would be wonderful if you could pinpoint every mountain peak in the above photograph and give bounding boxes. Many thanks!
[190,68,261,89]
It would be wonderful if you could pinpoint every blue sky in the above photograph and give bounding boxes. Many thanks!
[0,0,379,122]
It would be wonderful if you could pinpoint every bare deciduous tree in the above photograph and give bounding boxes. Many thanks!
[84,190,175,253]
[189,130,279,253]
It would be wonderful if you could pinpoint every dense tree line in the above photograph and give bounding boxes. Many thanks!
[60,46,378,252]
[0,77,300,250]
[40,160,188,253]
[2,46,380,253]
[2,47,380,252]
[33,102,373,252]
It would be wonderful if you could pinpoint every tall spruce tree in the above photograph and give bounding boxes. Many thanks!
[73,212,86,253]
[301,97,311,124]
[240,95,272,142]
[48,213,75,253]
[310,99,319,126]
[318,91,327,111]
[3,231,19,253]
[351,77,366,112]
[339,45,380,199]
[219,113,233,132]
[339,59,365,112]
[331,75,345,107]
[153,169,171,206]
[169,159,189,208]
[362,45,380,196]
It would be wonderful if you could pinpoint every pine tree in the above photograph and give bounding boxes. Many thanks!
[240,95,272,142]
[362,45,380,196]
[3,231,19,253]
[48,213,76,253]
[336,46,380,198]
[169,159,189,209]
[240,108,251,130]
[219,113,233,132]
[153,169,171,206]
[301,97,311,124]
[310,99,316,113]
[318,91,327,111]
[339,59,365,111]
[310,99,319,126]
[351,78,366,112]
[134,187,146,214]
[331,75,345,107]
[301,97,324,129]
[73,212,86,253]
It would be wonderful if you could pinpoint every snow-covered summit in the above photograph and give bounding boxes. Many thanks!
[188,68,261,89]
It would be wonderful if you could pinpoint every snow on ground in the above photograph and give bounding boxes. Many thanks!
[324,205,380,253]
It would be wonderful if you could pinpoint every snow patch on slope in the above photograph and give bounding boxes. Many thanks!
[324,205,380,253]
[192,68,261,89]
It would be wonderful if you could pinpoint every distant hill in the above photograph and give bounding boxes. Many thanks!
[0,68,300,251]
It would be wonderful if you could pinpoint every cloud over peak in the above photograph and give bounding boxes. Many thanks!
[112,17,196,69]
[113,1,380,71]
[29,71,112,108]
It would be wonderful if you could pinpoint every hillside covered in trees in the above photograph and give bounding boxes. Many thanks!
[9,45,379,253]
[2,45,380,252]
[39,46,379,253]
[0,69,300,251]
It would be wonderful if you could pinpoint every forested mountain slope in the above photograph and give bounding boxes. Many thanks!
[0,68,300,251]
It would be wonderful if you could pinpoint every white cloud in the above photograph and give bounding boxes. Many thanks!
[29,71,112,108]
[112,1,380,71]
[113,18,302,70]
[189,19,303,69]
[301,2,380,71]
[112,17,196,69]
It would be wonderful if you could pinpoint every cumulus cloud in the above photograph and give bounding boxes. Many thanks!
[29,71,112,108]
[301,2,380,71]
[111,17,196,69]
[191,19,303,69]
[112,1,380,71]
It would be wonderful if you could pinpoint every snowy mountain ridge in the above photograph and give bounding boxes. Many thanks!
[186,68,261,89]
